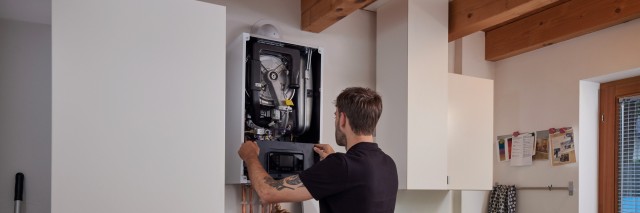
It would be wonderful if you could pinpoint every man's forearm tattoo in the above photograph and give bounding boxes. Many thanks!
[264,176,293,191]
[285,175,303,186]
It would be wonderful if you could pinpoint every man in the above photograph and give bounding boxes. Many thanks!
[238,87,398,213]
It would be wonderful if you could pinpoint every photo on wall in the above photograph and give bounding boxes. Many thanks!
[550,127,576,166]
[496,135,512,162]
[534,130,550,160]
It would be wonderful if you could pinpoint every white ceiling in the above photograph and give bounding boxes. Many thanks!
[0,0,51,25]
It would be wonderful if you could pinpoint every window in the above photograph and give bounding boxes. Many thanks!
[600,76,640,213]
[619,97,640,212]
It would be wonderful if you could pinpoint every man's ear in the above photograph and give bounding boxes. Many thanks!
[340,112,347,128]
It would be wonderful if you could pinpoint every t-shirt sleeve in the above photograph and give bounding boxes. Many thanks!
[298,153,349,200]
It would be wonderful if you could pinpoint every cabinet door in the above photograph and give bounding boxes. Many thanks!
[447,74,494,190]
[52,1,226,212]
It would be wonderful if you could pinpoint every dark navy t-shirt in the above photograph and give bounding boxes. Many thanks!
[299,142,398,213]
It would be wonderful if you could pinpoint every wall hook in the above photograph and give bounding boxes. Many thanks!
[568,181,574,196]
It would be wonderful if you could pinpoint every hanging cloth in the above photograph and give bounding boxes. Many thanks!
[488,185,517,213]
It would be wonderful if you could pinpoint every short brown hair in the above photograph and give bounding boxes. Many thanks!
[335,87,382,135]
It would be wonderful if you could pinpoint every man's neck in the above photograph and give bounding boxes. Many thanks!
[346,135,374,151]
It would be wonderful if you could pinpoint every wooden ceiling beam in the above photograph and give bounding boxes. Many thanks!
[486,0,640,61]
[449,0,562,41]
[302,0,375,33]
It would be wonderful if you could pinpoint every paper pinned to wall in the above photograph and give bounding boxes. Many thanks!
[551,127,577,166]
[496,135,512,162]
[510,132,534,166]
[534,130,550,160]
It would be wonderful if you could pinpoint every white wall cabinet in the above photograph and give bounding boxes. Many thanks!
[447,73,494,190]
[376,72,494,191]
[52,1,226,212]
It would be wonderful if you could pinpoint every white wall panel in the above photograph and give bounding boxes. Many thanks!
[52,1,226,212]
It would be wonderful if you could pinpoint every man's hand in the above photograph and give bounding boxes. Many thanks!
[238,140,260,161]
[313,144,335,160]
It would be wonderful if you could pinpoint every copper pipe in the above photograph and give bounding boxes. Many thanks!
[241,185,246,213]
[248,187,252,213]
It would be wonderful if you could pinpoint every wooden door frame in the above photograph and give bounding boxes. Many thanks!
[599,75,640,213]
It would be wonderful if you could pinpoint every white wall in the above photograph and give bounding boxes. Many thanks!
[0,0,51,25]
[487,17,640,213]
[578,80,600,213]
[457,32,495,80]
[0,18,51,213]
[396,190,452,213]
[52,1,226,212]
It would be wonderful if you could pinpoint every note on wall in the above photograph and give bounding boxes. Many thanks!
[496,135,511,162]
[510,132,534,166]
[551,127,576,166]
[534,130,550,160]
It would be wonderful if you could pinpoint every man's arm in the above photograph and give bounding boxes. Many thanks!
[239,141,313,204]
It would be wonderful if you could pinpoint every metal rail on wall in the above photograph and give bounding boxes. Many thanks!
[494,181,574,196]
